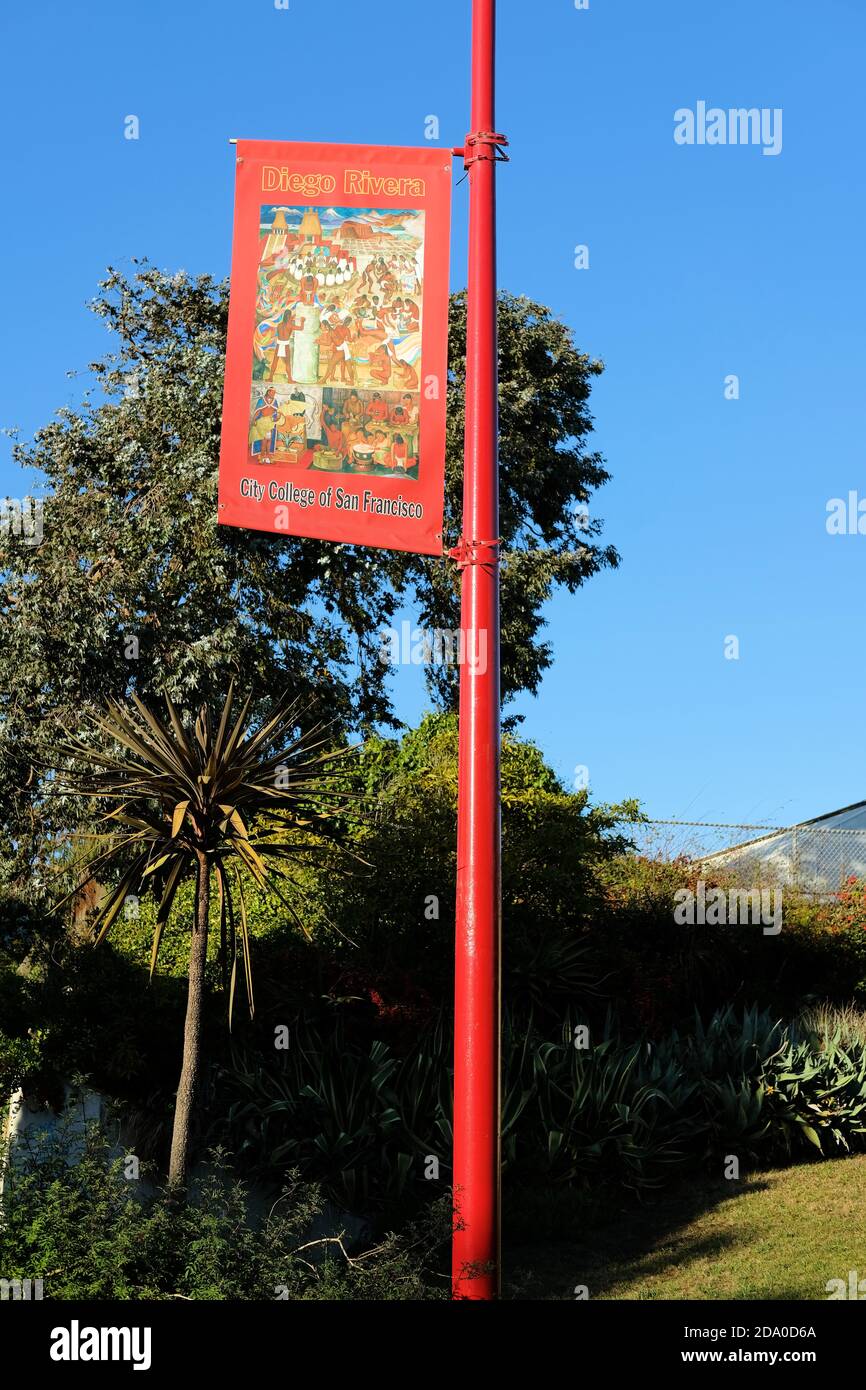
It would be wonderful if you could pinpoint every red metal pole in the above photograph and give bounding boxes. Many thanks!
[452,0,502,1301]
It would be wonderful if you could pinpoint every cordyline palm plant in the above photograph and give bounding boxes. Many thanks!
[56,683,356,1188]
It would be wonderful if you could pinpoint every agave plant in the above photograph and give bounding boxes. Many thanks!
[212,1015,453,1207]
[56,684,355,1187]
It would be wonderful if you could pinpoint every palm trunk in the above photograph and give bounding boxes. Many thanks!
[168,849,210,1188]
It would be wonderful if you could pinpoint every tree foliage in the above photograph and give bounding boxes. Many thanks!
[0,263,617,886]
[312,712,638,1008]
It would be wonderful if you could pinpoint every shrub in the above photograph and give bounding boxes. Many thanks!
[210,1003,866,1202]
[0,1137,448,1300]
[0,1029,47,1097]
[210,1017,452,1209]
[593,857,866,1028]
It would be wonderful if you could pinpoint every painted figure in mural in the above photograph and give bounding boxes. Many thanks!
[283,389,308,449]
[269,307,303,382]
[320,404,346,457]
[400,394,419,455]
[372,428,391,469]
[330,315,356,384]
[393,357,419,389]
[299,270,319,306]
[249,388,282,461]
[391,434,408,472]
[344,391,364,425]
[369,343,392,385]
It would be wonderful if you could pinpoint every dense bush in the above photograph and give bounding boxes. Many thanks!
[0,1138,448,1300]
[308,713,638,1002]
[211,1018,452,1210]
[0,916,190,1115]
[592,859,866,1030]
[208,1002,866,1202]
[0,1028,47,1097]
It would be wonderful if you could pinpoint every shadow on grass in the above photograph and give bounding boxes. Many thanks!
[503,1172,774,1301]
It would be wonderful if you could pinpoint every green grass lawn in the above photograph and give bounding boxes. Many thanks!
[504,1155,866,1300]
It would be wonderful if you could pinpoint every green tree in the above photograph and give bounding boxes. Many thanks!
[56,685,351,1187]
[0,264,617,889]
[313,712,638,1011]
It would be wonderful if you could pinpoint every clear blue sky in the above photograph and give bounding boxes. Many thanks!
[2,0,863,830]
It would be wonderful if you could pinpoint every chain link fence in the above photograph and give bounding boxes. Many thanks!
[627,819,866,897]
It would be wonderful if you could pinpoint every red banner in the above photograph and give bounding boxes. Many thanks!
[217,140,452,556]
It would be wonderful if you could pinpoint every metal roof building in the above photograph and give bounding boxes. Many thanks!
[702,801,866,894]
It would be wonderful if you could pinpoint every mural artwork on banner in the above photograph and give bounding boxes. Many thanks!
[218,141,452,555]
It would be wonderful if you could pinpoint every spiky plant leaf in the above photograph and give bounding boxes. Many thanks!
[54,682,358,1020]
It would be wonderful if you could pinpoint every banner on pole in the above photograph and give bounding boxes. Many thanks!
[218,140,452,556]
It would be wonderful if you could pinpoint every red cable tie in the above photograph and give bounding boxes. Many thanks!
[447,536,502,569]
